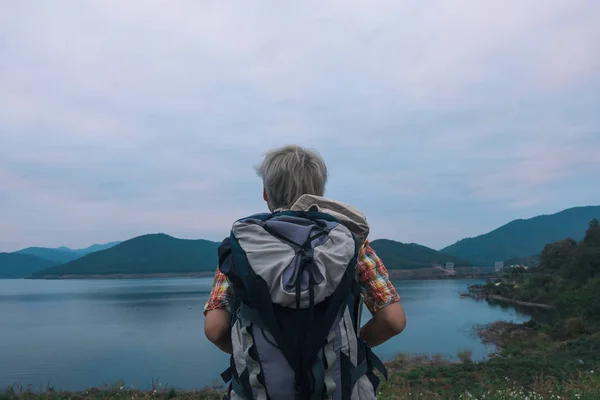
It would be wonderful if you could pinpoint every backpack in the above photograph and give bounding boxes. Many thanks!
[218,209,388,400]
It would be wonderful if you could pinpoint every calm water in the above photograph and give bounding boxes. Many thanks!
[0,278,530,391]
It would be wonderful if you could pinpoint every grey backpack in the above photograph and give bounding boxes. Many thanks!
[218,210,387,400]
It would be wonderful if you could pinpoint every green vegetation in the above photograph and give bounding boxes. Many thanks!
[371,239,471,269]
[442,205,600,265]
[503,254,540,268]
[1,386,224,400]
[0,253,57,278]
[32,234,220,278]
[476,218,600,307]
[377,355,600,399]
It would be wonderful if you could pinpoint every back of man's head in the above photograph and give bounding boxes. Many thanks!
[255,145,328,212]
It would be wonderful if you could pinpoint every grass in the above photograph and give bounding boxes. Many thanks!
[376,356,600,399]
[3,370,598,400]
[3,351,598,400]
[378,372,600,399]
[0,386,224,400]
[372,317,600,399]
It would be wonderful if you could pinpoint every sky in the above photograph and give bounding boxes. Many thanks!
[1,0,599,252]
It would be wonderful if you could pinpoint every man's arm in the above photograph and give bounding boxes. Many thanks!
[203,244,234,355]
[359,302,406,348]
[204,308,233,354]
[356,240,407,348]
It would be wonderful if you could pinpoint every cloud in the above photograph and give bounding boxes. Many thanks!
[0,0,599,251]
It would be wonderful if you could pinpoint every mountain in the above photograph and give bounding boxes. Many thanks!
[441,205,600,266]
[14,241,121,264]
[14,247,81,264]
[78,241,121,254]
[32,234,219,278]
[0,253,58,278]
[370,239,470,269]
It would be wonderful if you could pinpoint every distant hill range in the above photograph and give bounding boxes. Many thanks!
[441,205,600,266]
[1,241,120,278]
[30,235,468,279]
[370,239,470,269]
[14,242,121,264]
[0,253,58,278]
[32,234,220,278]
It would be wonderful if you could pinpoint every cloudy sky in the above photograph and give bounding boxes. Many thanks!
[1,1,599,252]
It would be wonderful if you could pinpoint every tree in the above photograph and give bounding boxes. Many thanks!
[577,218,600,279]
[539,238,577,271]
[583,218,600,247]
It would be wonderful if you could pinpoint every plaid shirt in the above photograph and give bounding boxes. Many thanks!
[203,239,400,315]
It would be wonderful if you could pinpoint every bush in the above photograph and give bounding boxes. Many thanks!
[167,387,177,399]
[556,279,600,319]
[457,350,473,364]
[563,317,588,337]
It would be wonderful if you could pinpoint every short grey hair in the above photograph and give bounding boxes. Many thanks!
[255,145,328,211]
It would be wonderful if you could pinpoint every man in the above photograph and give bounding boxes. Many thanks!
[204,145,406,399]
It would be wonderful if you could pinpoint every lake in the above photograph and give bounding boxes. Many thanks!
[0,278,530,391]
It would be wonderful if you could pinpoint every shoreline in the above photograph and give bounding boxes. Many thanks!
[475,320,525,350]
[487,294,554,310]
[27,272,217,280]
[27,271,495,281]
[462,282,554,350]
[461,288,555,310]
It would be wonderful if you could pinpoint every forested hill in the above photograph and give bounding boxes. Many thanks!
[370,239,470,269]
[441,205,600,265]
[32,234,220,278]
[0,253,58,278]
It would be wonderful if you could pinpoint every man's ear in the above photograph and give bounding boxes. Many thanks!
[263,187,268,202]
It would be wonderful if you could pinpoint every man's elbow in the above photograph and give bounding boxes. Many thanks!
[380,302,407,335]
[388,312,406,335]
[204,322,228,345]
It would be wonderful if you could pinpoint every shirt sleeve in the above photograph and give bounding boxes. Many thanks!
[203,267,233,315]
[356,239,400,314]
